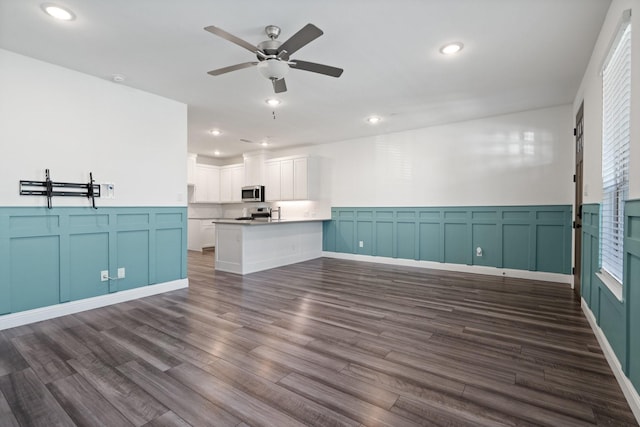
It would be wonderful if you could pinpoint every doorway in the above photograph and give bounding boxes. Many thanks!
[574,102,584,296]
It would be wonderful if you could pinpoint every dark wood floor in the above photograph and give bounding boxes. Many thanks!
[0,251,637,426]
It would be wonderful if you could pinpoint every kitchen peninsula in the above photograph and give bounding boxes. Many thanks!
[212,218,325,275]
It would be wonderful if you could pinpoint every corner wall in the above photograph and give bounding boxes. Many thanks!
[572,0,640,416]
[0,49,188,322]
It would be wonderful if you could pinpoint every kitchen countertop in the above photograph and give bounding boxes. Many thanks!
[211,217,329,225]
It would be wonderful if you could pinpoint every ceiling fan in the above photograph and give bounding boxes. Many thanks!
[204,23,343,93]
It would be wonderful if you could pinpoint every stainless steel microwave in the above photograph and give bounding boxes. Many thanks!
[241,185,265,202]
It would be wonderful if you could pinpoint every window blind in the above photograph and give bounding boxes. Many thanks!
[601,21,631,284]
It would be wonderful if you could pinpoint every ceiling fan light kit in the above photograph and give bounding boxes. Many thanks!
[204,23,343,93]
[257,59,289,80]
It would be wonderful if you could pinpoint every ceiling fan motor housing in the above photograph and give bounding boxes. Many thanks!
[257,39,282,58]
[264,25,281,39]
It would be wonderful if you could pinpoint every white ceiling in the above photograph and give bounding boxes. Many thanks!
[0,0,611,159]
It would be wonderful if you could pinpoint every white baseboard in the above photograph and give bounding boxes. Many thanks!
[0,279,189,331]
[582,299,640,423]
[322,252,572,284]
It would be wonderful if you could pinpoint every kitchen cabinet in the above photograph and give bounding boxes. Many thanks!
[265,156,315,201]
[265,160,282,201]
[220,164,244,203]
[187,154,197,186]
[293,157,307,200]
[193,164,220,203]
[187,219,200,251]
[201,220,216,248]
[188,219,216,251]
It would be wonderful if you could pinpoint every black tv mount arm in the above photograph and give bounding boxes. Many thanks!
[20,169,100,209]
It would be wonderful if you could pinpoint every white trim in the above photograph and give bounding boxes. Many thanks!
[0,279,189,331]
[582,299,640,424]
[322,252,572,284]
[599,9,632,75]
[596,270,624,301]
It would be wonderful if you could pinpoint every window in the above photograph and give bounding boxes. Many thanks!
[600,13,631,289]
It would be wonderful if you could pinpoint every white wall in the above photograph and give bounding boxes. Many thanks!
[0,49,187,207]
[270,104,574,208]
[574,0,640,202]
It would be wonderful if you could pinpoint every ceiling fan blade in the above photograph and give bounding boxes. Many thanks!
[277,24,323,58]
[273,78,287,93]
[290,60,343,78]
[207,62,258,76]
[204,26,259,54]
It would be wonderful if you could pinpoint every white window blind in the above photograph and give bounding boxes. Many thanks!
[601,20,631,284]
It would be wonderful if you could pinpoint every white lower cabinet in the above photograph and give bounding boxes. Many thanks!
[201,220,216,248]
[188,219,216,251]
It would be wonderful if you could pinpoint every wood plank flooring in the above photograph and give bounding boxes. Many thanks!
[0,250,637,426]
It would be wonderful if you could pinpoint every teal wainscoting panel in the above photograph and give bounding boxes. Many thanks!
[0,214,9,315]
[599,286,627,367]
[69,232,109,301]
[625,200,640,389]
[117,213,150,226]
[323,205,572,274]
[117,230,150,291]
[443,223,468,265]
[503,224,530,271]
[336,219,355,254]
[589,236,601,316]
[472,224,497,267]
[418,222,440,262]
[581,204,600,307]
[69,214,109,228]
[356,221,373,256]
[9,215,59,234]
[10,235,60,312]
[396,222,416,260]
[323,213,337,252]
[155,228,183,283]
[375,221,394,258]
[536,225,568,274]
[0,206,187,316]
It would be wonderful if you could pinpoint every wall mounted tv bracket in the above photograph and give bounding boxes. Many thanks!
[19,169,100,209]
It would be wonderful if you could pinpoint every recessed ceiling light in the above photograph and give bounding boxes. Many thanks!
[111,74,126,83]
[214,150,221,156]
[41,3,75,21]
[261,141,269,147]
[265,98,281,107]
[366,116,381,124]
[210,129,221,136]
[440,42,464,55]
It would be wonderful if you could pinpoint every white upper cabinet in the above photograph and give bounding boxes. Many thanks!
[265,156,315,201]
[265,161,281,201]
[293,157,308,200]
[243,152,266,187]
[220,164,244,203]
[193,164,220,203]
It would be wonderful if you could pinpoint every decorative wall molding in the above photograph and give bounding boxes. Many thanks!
[0,206,187,316]
[322,251,572,284]
[0,278,188,331]
[582,299,640,424]
[323,205,572,275]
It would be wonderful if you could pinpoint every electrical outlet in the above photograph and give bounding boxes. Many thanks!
[100,270,109,281]
[476,247,483,257]
[359,241,364,248]
[117,267,125,279]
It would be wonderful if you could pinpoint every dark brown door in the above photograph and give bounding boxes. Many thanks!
[574,102,584,297]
